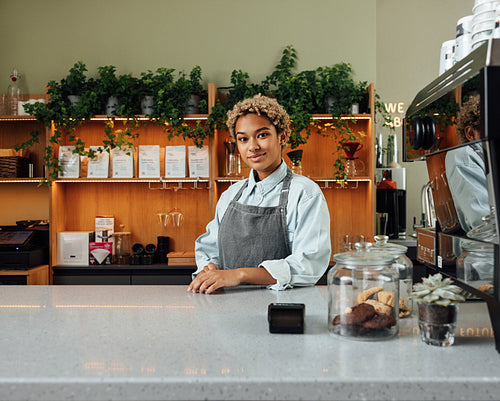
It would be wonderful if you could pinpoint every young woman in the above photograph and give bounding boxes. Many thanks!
[188,95,331,294]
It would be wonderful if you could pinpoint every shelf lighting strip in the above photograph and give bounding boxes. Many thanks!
[216,177,370,183]
[0,179,44,183]
[54,178,210,183]
[88,115,209,122]
[312,115,371,121]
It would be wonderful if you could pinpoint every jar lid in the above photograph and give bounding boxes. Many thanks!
[333,247,395,267]
[460,239,494,253]
[372,235,408,256]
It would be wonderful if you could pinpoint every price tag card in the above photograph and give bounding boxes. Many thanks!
[112,147,134,178]
[139,145,160,178]
[188,145,209,178]
[87,146,110,178]
[165,145,186,178]
[58,146,80,178]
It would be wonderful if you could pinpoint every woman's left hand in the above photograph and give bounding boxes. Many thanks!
[188,269,243,294]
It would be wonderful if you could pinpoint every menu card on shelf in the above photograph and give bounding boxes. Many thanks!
[58,146,80,178]
[188,145,209,177]
[112,147,134,178]
[165,145,186,178]
[87,146,110,178]
[139,145,160,178]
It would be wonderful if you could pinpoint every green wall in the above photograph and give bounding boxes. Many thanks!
[0,0,475,234]
[377,0,472,233]
[0,0,376,93]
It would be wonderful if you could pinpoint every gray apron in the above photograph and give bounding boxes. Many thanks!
[218,169,293,269]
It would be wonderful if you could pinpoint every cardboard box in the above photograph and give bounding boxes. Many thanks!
[89,242,112,265]
[95,216,114,243]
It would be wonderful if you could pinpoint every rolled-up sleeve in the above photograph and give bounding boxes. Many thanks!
[261,189,331,290]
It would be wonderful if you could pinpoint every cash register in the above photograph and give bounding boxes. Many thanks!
[0,220,49,269]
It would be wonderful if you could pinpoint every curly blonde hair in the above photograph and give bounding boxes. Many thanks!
[226,94,291,142]
[456,95,480,144]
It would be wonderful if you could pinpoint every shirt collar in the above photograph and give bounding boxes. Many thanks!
[247,160,288,195]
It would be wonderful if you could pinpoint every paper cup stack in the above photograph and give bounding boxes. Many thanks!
[439,40,456,75]
[495,3,500,38]
[471,0,499,50]
[455,15,473,62]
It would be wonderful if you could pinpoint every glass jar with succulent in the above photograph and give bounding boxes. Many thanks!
[409,273,466,347]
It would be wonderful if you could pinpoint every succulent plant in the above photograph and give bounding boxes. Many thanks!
[409,273,466,306]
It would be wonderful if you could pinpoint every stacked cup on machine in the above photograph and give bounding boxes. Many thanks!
[471,0,498,50]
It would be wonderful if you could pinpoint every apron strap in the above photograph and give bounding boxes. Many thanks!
[233,167,293,206]
[278,169,293,207]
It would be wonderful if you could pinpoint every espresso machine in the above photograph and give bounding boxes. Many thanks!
[403,39,500,352]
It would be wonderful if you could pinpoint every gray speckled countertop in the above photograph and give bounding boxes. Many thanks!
[0,285,499,401]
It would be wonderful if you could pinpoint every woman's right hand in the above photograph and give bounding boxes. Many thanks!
[187,262,220,293]
[202,262,219,273]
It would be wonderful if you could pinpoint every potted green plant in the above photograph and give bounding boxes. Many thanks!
[316,63,367,116]
[96,65,121,115]
[139,67,175,116]
[62,61,88,105]
[409,273,466,347]
[185,65,208,114]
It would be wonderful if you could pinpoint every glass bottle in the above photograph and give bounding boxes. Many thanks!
[7,68,22,116]
[225,138,241,176]
[328,242,399,340]
[372,235,414,318]
[286,149,303,175]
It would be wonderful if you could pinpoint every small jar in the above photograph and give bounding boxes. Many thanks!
[372,235,414,318]
[328,243,399,340]
[456,240,494,283]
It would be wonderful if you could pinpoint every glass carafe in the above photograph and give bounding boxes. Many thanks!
[113,232,131,265]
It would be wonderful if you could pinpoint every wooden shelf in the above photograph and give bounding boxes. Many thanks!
[2,84,377,280]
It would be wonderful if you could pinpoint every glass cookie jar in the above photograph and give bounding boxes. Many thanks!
[328,243,399,340]
[372,235,414,318]
[456,240,494,284]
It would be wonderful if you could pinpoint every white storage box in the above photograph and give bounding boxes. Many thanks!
[57,231,93,266]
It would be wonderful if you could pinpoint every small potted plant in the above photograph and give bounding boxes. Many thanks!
[185,65,208,114]
[139,67,175,116]
[96,65,121,115]
[409,273,465,347]
[62,61,88,105]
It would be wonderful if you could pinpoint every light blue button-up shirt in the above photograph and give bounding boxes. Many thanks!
[194,161,331,290]
[445,143,490,232]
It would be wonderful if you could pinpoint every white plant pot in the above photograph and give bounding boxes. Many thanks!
[68,95,81,105]
[141,95,154,115]
[106,96,119,115]
[185,94,200,114]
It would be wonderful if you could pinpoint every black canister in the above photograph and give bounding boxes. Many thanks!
[145,243,157,264]
[157,236,170,264]
[132,243,145,255]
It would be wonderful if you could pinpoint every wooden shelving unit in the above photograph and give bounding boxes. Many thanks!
[1,84,376,282]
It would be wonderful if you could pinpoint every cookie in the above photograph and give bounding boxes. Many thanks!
[356,286,384,304]
[378,290,395,307]
[365,299,392,315]
[362,312,396,330]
